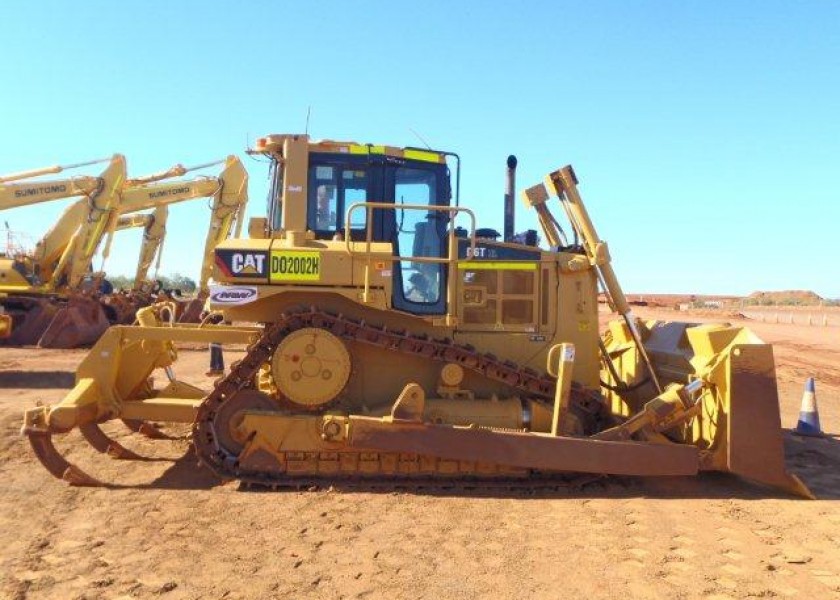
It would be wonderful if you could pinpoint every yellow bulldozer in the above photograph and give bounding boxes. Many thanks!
[21,134,811,498]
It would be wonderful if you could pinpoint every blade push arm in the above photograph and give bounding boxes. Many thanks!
[543,166,663,393]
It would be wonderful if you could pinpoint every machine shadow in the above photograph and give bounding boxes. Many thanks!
[0,370,75,389]
[784,430,840,501]
[133,449,223,491]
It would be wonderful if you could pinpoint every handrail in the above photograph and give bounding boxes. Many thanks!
[343,202,476,263]
[343,202,478,306]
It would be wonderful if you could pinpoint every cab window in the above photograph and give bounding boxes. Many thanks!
[395,167,442,305]
[307,164,368,236]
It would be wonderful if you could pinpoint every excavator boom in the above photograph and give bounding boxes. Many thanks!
[1,155,126,347]
[101,155,247,299]
[1,154,247,345]
[0,176,102,210]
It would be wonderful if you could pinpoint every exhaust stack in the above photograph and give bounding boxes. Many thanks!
[504,155,517,242]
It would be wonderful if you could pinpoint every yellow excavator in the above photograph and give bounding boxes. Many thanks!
[0,155,126,347]
[21,134,811,499]
[99,154,249,322]
[112,206,169,293]
[1,155,248,346]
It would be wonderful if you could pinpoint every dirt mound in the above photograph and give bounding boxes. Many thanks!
[747,290,824,306]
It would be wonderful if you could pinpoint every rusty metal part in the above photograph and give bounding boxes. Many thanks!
[176,297,206,323]
[79,423,145,460]
[25,430,102,486]
[38,295,111,348]
[100,292,148,325]
[193,307,606,485]
[121,419,175,440]
[1,296,59,346]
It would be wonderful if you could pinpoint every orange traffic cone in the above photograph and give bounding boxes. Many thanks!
[794,377,822,437]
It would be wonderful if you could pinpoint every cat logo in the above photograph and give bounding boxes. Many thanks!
[215,249,269,281]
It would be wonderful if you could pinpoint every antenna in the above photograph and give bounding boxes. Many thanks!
[409,127,432,149]
[305,106,312,136]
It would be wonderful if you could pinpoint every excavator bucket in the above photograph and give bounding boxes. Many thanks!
[0,313,11,339]
[100,293,146,325]
[3,297,60,346]
[37,295,111,349]
[602,319,812,498]
[176,297,206,323]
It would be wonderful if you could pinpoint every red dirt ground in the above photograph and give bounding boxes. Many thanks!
[0,309,838,600]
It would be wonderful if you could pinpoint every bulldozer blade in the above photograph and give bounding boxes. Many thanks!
[726,344,814,499]
[121,418,175,440]
[38,296,110,348]
[80,423,146,460]
[25,430,102,486]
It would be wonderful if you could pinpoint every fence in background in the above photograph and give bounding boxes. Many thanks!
[740,310,840,327]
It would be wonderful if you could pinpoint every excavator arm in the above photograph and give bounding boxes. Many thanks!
[0,155,127,292]
[101,156,248,294]
[0,157,114,210]
[196,155,248,293]
[113,206,169,291]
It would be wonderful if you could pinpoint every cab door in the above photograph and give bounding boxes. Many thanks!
[383,161,450,315]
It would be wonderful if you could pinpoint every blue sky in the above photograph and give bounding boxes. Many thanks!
[2,1,838,297]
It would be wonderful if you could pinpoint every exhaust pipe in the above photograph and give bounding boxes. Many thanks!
[504,155,517,242]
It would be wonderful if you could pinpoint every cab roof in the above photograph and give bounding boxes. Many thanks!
[251,134,447,165]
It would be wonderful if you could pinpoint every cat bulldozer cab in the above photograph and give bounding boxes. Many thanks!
[21,134,811,499]
[244,135,459,318]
